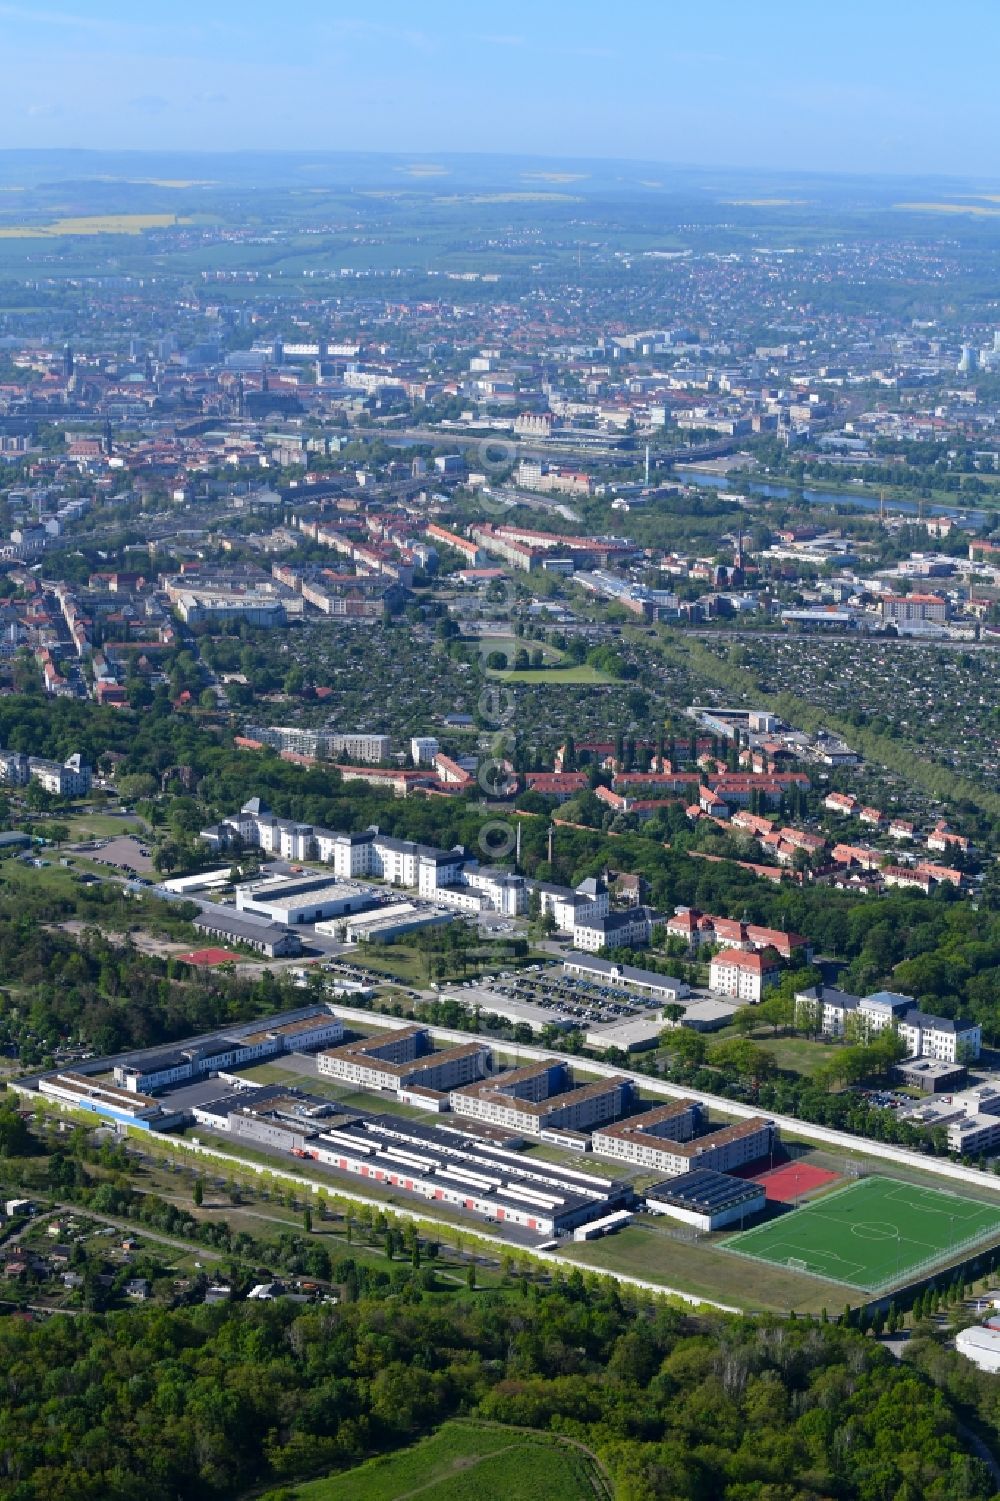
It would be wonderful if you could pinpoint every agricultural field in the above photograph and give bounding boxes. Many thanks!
[725,1176,1000,1292]
[278,1420,608,1501]
[0,214,191,237]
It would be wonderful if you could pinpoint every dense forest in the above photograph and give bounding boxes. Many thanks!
[0,1278,993,1501]
[0,891,305,1065]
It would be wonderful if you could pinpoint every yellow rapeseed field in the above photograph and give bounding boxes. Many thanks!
[0,213,192,237]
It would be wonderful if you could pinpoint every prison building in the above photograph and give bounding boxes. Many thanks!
[593,1110,776,1177]
[317,1027,491,1094]
[450,1064,634,1140]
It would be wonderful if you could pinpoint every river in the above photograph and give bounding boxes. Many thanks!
[684,470,990,529]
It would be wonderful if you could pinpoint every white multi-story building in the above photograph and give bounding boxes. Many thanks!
[317,829,378,878]
[200,803,473,897]
[709,948,781,1003]
[28,753,92,798]
[572,906,661,953]
[246,725,327,759]
[410,736,440,767]
[327,732,392,764]
[794,984,981,1063]
[533,876,609,934]
[463,866,529,916]
[0,749,29,786]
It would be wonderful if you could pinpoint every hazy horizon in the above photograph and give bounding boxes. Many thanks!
[1,0,998,178]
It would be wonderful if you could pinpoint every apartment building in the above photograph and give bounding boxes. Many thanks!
[410,736,440,766]
[426,524,485,567]
[0,748,29,786]
[795,984,981,1062]
[571,905,662,953]
[533,876,609,934]
[28,753,92,798]
[709,948,782,1002]
[245,724,327,760]
[327,732,392,764]
[242,726,391,765]
[881,592,948,625]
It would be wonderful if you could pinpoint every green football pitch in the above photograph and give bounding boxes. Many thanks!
[723,1176,1000,1292]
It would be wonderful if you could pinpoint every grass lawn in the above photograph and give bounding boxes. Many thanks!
[521,1143,633,1180]
[232,1061,433,1121]
[233,1062,305,1087]
[494,664,616,685]
[0,861,93,903]
[62,811,147,839]
[753,1035,838,1078]
[348,948,433,986]
[281,1420,605,1501]
[477,636,566,666]
[562,1217,846,1314]
[725,1176,1000,1293]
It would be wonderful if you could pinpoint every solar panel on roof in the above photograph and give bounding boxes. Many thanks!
[645,1168,763,1213]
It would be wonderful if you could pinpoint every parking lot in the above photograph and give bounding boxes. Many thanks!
[72,834,155,877]
[448,964,664,1029]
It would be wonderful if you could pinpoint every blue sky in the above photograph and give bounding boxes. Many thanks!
[0,0,996,178]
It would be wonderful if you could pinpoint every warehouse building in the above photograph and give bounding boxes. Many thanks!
[191,1083,341,1134]
[561,954,689,1005]
[194,1092,632,1238]
[193,907,303,958]
[584,1016,669,1053]
[318,901,454,945]
[236,874,373,926]
[644,1169,766,1231]
[38,1073,186,1131]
